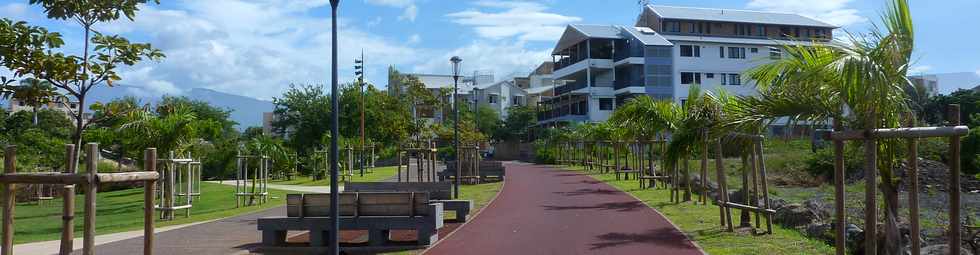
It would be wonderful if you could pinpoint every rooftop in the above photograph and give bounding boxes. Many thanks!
[648,5,838,28]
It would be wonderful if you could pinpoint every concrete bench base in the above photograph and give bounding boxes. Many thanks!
[258,204,444,247]
[433,200,472,222]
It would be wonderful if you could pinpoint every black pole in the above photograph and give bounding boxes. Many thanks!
[453,75,460,198]
[328,0,340,254]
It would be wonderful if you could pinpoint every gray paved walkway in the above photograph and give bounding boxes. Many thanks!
[87,207,284,255]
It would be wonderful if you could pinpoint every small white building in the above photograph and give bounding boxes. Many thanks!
[473,80,528,119]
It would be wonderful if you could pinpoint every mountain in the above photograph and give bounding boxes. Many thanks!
[85,85,274,130]
[932,72,980,95]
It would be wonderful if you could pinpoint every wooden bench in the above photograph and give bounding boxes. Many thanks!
[345,182,473,222]
[257,192,444,247]
[441,161,505,182]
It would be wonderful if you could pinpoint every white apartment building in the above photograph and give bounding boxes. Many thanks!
[540,5,836,127]
[473,80,527,119]
[7,97,90,124]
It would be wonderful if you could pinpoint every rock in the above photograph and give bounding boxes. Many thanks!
[845,224,864,254]
[769,197,789,210]
[803,199,831,221]
[920,244,971,255]
[774,203,820,228]
[805,222,833,240]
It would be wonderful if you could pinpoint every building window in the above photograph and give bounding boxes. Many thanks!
[488,95,498,104]
[721,73,727,85]
[727,74,742,85]
[814,29,826,38]
[755,25,767,36]
[599,98,614,111]
[680,45,700,57]
[751,48,759,53]
[780,27,792,37]
[70,103,78,109]
[728,47,746,59]
[719,46,725,58]
[513,96,524,106]
[664,21,680,33]
[680,72,701,85]
[736,24,750,36]
[705,73,715,79]
[769,47,782,59]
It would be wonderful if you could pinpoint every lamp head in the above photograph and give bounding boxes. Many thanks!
[330,0,340,7]
[450,56,462,76]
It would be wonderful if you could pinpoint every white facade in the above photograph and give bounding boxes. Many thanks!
[474,80,528,119]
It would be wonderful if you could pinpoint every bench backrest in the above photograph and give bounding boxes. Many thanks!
[286,192,431,217]
[346,182,452,200]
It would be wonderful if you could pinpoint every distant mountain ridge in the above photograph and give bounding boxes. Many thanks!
[86,85,274,130]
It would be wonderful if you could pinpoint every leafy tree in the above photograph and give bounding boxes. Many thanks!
[157,96,237,138]
[497,105,537,141]
[119,104,220,157]
[921,89,980,126]
[272,84,331,156]
[241,126,264,140]
[0,0,165,159]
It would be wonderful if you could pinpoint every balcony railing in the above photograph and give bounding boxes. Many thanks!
[555,82,587,95]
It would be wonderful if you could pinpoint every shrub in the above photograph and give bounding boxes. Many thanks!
[533,140,556,164]
[917,137,949,163]
[803,145,864,180]
[963,127,980,175]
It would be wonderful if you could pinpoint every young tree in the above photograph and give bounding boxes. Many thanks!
[272,84,331,155]
[0,0,165,160]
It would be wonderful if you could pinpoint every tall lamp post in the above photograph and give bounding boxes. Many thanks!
[328,0,341,254]
[450,56,462,199]
[472,87,480,155]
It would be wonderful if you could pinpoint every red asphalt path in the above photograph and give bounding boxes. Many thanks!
[424,163,703,255]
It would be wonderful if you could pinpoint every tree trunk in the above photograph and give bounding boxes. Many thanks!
[881,180,903,255]
[683,156,692,202]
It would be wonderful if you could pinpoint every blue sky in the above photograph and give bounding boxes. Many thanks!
[1,0,978,100]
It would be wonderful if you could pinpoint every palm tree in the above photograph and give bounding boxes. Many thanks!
[734,0,914,253]
[120,104,220,157]
[2,78,63,126]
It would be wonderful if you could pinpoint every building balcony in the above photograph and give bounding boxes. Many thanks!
[553,59,613,81]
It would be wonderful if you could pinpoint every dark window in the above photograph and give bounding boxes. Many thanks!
[680,72,701,85]
[728,47,746,59]
[751,48,759,53]
[736,24,750,36]
[599,98,614,111]
[705,73,715,79]
[664,21,680,33]
[488,95,498,104]
[756,25,767,36]
[721,73,727,85]
[728,74,742,85]
[719,46,725,58]
[680,45,700,57]
[780,27,792,37]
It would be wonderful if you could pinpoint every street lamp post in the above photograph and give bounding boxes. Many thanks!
[472,87,480,156]
[328,0,341,254]
[450,56,462,199]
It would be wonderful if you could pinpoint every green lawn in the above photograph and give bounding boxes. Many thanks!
[270,166,400,186]
[7,182,289,244]
[559,164,834,255]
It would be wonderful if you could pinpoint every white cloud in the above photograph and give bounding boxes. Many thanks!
[366,0,417,22]
[87,1,421,100]
[366,17,383,27]
[399,4,418,22]
[975,69,980,77]
[746,0,866,27]
[413,41,551,82]
[909,65,932,75]
[447,1,581,42]
[408,34,421,44]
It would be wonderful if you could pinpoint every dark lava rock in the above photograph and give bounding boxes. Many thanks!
[920,244,972,255]
[775,203,820,228]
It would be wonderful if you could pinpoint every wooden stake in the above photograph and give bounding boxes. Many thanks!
[864,127,878,255]
[906,118,920,255]
[833,119,846,255]
[947,105,962,254]
[2,146,16,255]
[83,143,98,255]
[60,144,76,255]
[716,140,733,231]
[755,140,773,234]
[144,149,157,255]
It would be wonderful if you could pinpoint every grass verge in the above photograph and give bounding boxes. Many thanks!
[559,164,834,255]
[9,182,289,244]
[270,166,400,186]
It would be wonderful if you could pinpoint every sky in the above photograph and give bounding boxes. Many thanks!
[1,0,979,100]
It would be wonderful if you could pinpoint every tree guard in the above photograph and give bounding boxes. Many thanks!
[236,151,269,207]
[714,133,774,235]
[821,105,969,255]
[638,139,669,189]
[155,151,201,220]
[397,141,438,183]
[1,144,159,255]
